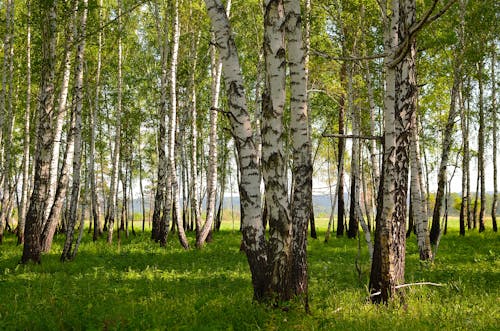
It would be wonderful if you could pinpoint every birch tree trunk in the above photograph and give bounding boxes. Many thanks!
[260,0,291,298]
[138,135,146,232]
[0,0,15,243]
[370,0,414,303]
[61,0,87,261]
[204,0,268,300]
[21,0,58,264]
[90,0,103,242]
[492,49,498,232]
[370,0,399,302]
[168,0,189,249]
[430,39,462,244]
[336,64,347,237]
[18,0,32,245]
[478,60,486,233]
[0,0,14,194]
[348,65,360,239]
[106,0,123,244]
[40,99,76,253]
[190,27,202,241]
[45,2,77,223]
[151,0,169,242]
[197,0,230,247]
[410,117,432,260]
[284,0,313,304]
[458,0,468,236]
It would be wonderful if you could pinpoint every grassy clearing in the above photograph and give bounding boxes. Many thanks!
[0,217,498,330]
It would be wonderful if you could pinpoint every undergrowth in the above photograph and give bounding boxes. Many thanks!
[0,220,498,330]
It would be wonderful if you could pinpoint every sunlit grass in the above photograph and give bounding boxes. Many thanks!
[0,215,498,330]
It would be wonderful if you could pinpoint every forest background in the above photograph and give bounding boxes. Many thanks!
[0,0,499,328]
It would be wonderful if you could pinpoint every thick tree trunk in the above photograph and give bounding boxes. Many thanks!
[204,0,268,300]
[370,0,412,303]
[21,0,57,264]
[284,0,312,305]
[260,0,292,299]
[41,108,76,252]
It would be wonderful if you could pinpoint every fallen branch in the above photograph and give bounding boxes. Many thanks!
[370,282,444,297]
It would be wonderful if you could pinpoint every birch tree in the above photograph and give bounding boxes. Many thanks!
[477,60,486,233]
[0,0,15,243]
[285,0,313,302]
[90,0,104,241]
[18,0,32,245]
[44,0,77,223]
[204,0,312,307]
[492,48,498,232]
[106,0,123,244]
[430,17,463,244]
[196,0,230,248]
[166,0,189,249]
[410,117,432,260]
[22,0,58,264]
[151,0,169,243]
[61,0,88,262]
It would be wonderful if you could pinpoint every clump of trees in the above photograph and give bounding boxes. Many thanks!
[0,0,498,309]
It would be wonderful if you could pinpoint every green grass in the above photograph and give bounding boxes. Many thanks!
[0,218,498,330]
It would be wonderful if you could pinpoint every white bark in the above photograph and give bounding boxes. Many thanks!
[107,0,123,243]
[410,121,432,260]
[150,0,169,242]
[262,0,291,294]
[19,0,32,244]
[168,0,189,249]
[284,0,312,299]
[191,29,202,238]
[492,49,498,232]
[369,0,399,302]
[197,0,230,247]
[22,0,57,264]
[204,0,268,299]
[61,0,88,261]
[0,0,15,242]
[45,6,77,223]
[90,0,103,241]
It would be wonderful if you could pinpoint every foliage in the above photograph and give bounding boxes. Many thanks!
[0,219,498,330]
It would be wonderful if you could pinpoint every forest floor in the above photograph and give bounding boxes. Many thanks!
[0,218,498,330]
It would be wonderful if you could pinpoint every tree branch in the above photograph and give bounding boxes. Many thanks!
[313,49,387,62]
[323,133,383,141]
[370,282,444,297]
[388,0,458,68]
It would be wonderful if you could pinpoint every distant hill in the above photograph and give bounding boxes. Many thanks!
[129,194,336,216]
